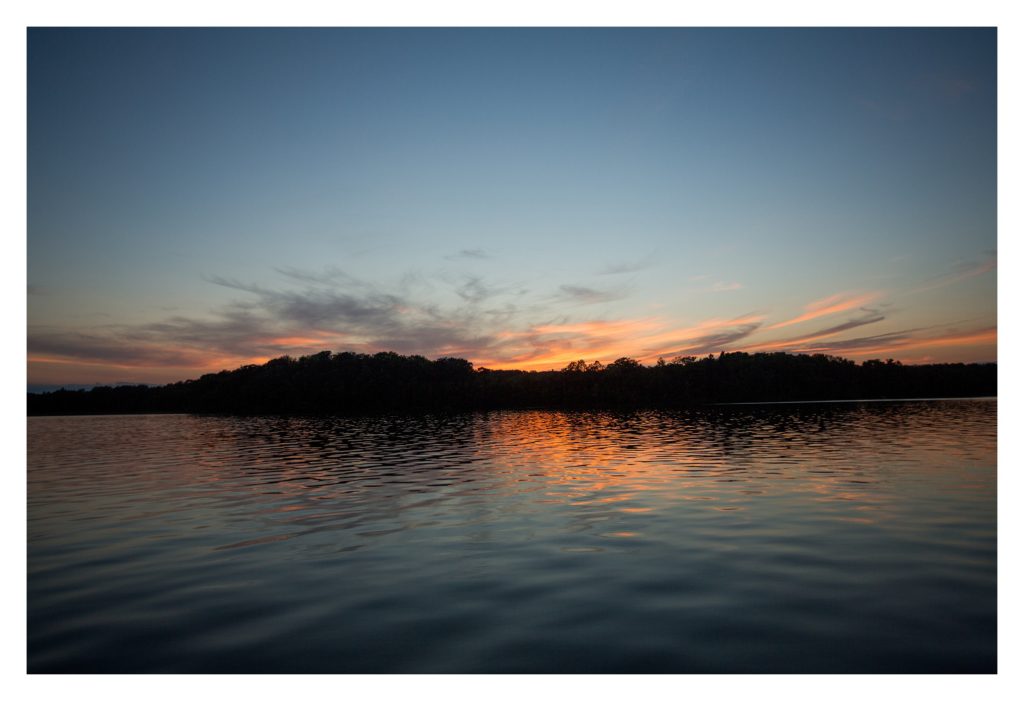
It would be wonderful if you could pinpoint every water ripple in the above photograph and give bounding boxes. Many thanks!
[28,400,996,672]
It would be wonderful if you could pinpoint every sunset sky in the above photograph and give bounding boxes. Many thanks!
[27,28,996,388]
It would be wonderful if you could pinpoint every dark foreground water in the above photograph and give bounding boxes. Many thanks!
[28,400,996,673]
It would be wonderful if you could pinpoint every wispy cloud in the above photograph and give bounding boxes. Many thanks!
[26,258,994,384]
[711,281,743,292]
[28,331,218,369]
[476,318,658,371]
[767,292,882,330]
[904,254,996,296]
[445,248,490,260]
[685,275,743,293]
[657,321,762,359]
[30,286,774,378]
[30,272,518,377]
[737,321,994,362]
[556,284,629,305]
[273,265,368,289]
[791,325,996,359]
[478,313,766,371]
[638,314,764,357]
[598,256,654,275]
[744,309,887,352]
[455,276,501,304]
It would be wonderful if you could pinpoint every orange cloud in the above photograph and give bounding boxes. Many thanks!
[476,313,766,371]
[265,331,343,348]
[743,325,995,365]
[767,292,882,330]
[826,327,997,358]
[475,318,659,371]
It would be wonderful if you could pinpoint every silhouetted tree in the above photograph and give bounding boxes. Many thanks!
[27,350,996,416]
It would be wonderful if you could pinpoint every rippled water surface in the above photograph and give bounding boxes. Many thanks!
[28,401,996,672]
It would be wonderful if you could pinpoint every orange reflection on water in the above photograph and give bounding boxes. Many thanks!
[462,406,995,536]
[28,402,996,562]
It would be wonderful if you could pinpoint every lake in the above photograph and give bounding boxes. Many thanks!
[27,400,996,673]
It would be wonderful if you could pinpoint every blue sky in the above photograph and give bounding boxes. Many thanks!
[27,28,996,386]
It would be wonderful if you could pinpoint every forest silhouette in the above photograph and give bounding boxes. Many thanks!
[27,350,997,415]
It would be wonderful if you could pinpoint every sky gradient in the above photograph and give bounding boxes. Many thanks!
[27,28,996,388]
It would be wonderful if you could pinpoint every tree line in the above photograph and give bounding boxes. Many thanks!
[27,350,997,416]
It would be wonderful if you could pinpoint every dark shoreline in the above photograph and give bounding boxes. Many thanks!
[27,350,997,417]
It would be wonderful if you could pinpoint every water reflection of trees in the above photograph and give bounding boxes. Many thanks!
[83,399,994,554]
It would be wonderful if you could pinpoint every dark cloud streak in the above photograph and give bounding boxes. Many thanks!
[598,258,652,276]
[795,310,887,341]
[445,248,490,260]
[557,284,628,304]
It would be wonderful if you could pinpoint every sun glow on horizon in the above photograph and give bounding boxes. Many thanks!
[28,301,998,386]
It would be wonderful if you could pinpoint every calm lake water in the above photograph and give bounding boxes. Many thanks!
[28,400,996,673]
